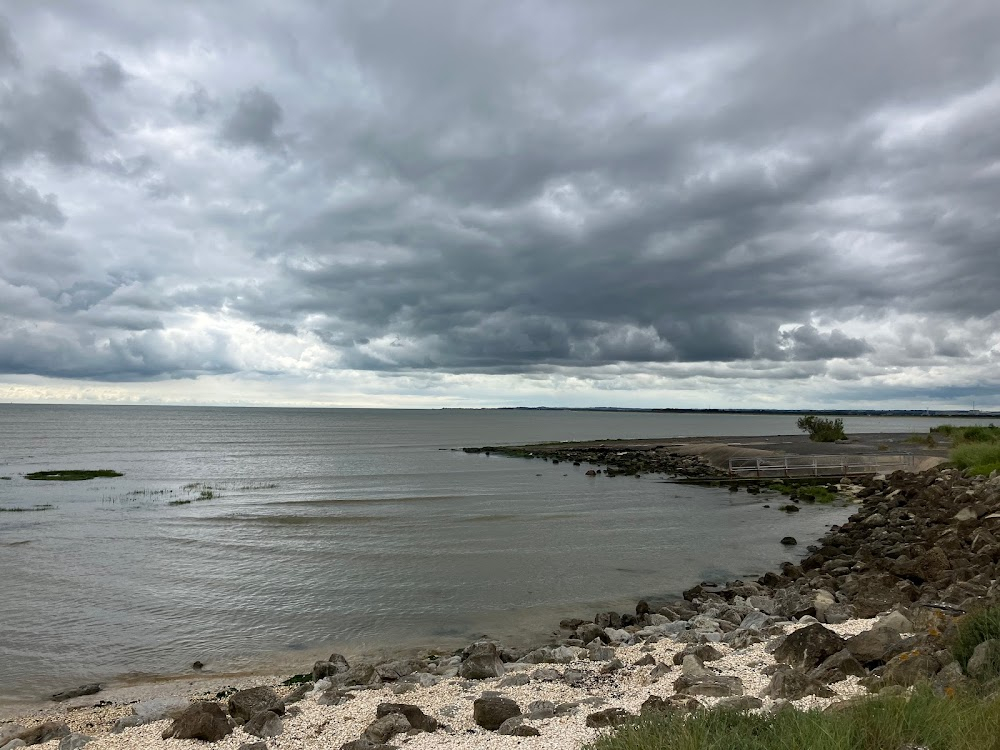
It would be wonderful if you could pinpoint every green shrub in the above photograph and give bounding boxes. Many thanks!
[796,415,847,442]
[588,688,1000,750]
[950,443,1000,477]
[954,606,1000,673]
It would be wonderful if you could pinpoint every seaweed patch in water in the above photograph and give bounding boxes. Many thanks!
[0,504,55,512]
[25,470,123,481]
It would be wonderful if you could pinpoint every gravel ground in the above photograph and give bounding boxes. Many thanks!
[0,617,881,750]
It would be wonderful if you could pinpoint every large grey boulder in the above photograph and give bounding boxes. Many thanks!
[228,687,284,724]
[577,623,609,644]
[313,654,351,681]
[161,702,233,742]
[585,708,634,728]
[12,722,70,746]
[113,696,191,732]
[640,694,702,714]
[878,652,942,688]
[808,649,867,684]
[361,713,411,745]
[774,624,847,671]
[459,641,505,679]
[332,662,382,688]
[473,696,521,730]
[846,628,902,666]
[375,659,422,682]
[244,710,283,739]
[673,673,744,697]
[376,703,438,732]
[763,665,835,700]
[0,728,25,747]
[524,700,556,719]
[520,645,587,664]
[967,639,1000,681]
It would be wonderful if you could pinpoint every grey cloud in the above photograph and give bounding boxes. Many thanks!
[0,69,105,166]
[86,52,127,89]
[220,87,283,150]
[0,320,235,381]
[0,16,19,69]
[0,176,64,225]
[0,2,999,402]
[780,326,871,361]
[174,82,216,121]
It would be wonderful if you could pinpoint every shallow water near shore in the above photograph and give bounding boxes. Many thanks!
[0,406,980,708]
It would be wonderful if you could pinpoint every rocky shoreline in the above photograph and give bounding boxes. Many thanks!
[2,455,996,750]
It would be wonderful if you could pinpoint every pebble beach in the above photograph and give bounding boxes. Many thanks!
[1,616,882,750]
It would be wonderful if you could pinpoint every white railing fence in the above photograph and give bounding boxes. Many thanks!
[728,453,915,478]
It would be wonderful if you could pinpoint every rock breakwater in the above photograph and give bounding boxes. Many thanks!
[462,443,719,477]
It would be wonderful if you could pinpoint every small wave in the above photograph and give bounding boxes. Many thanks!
[227,514,383,526]
[459,513,518,523]
[270,495,461,507]
[0,539,32,547]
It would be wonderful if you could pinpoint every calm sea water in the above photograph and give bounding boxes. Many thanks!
[0,407,981,705]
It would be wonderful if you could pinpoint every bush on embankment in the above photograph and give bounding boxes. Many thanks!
[587,688,1000,750]
[796,415,847,442]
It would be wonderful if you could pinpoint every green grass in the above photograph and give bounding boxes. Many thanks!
[25,469,123,481]
[931,424,1000,443]
[906,434,938,448]
[588,689,1000,750]
[953,606,1000,674]
[927,425,1000,476]
[950,442,1000,478]
[797,485,838,504]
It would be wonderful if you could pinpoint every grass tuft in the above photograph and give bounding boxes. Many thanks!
[953,606,1000,673]
[588,689,1000,750]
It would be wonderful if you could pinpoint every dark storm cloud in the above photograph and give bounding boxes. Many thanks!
[0,2,999,400]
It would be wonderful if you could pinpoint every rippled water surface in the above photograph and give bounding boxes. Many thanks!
[0,406,973,704]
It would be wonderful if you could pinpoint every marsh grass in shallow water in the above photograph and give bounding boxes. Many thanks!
[588,689,1000,750]
[25,469,123,481]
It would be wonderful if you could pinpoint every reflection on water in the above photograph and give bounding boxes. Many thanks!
[0,405,979,705]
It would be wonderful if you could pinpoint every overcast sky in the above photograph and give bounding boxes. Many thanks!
[1,1,998,409]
